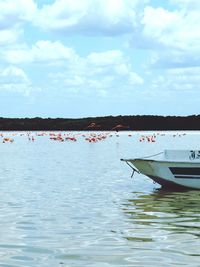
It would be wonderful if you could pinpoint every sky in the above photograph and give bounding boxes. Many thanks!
[0,0,200,118]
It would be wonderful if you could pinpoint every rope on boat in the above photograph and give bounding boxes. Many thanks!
[121,159,140,178]
[121,151,164,178]
[139,151,164,159]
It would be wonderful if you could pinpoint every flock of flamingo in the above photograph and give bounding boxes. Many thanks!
[138,133,186,142]
[0,130,187,144]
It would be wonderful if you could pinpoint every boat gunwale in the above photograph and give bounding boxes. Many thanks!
[121,158,200,165]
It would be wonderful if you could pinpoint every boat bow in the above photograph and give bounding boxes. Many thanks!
[121,150,200,189]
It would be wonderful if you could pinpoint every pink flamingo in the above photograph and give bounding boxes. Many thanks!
[85,122,101,130]
[111,124,129,131]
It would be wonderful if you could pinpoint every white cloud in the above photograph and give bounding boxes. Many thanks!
[2,38,143,96]
[0,28,20,46]
[88,50,143,85]
[0,0,37,47]
[129,72,143,85]
[1,0,199,71]
[141,7,181,48]
[126,2,200,69]
[35,0,146,35]
[31,0,200,71]
[50,48,143,96]
[0,66,33,95]
[142,6,200,52]
[87,50,124,66]
[32,40,77,63]
[0,0,37,29]
[3,40,77,64]
[151,67,200,93]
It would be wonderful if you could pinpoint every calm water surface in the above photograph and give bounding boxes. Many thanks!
[0,131,200,267]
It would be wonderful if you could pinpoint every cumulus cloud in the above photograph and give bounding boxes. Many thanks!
[49,48,143,96]
[87,50,144,86]
[1,0,199,106]
[2,38,143,96]
[0,66,33,95]
[0,28,21,46]
[151,67,200,95]
[35,0,147,35]
[0,0,37,29]
[2,40,77,64]
[142,5,200,51]
[130,1,200,69]
[33,0,200,70]
[0,0,37,47]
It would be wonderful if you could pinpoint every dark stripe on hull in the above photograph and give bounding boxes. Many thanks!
[170,167,200,175]
[148,175,193,190]
[175,175,200,179]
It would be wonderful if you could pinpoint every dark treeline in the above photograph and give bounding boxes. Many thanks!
[1,115,200,130]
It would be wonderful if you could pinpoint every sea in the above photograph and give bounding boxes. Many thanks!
[0,131,200,267]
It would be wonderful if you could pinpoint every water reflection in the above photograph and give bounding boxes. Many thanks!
[121,189,200,263]
[123,189,200,229]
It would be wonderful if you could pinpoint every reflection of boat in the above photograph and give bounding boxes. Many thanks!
[121,150,200,190]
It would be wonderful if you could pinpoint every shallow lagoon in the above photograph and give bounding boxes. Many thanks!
[0,131,200,267]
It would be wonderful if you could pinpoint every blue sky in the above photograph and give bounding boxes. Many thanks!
[0,0,200,118]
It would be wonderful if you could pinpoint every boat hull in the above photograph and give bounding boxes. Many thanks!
[128,159,200,190]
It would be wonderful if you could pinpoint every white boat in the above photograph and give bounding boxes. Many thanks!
[121,150,200,190]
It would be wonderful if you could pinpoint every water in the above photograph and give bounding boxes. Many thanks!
[0,131,200,266]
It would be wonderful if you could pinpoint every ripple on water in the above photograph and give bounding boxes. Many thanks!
[120,189,200,266]
[0,132,200,266]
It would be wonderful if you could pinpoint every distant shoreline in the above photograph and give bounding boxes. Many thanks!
[0,115,200,131]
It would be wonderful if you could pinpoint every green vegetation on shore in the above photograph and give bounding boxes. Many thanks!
[0,115,200,130]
